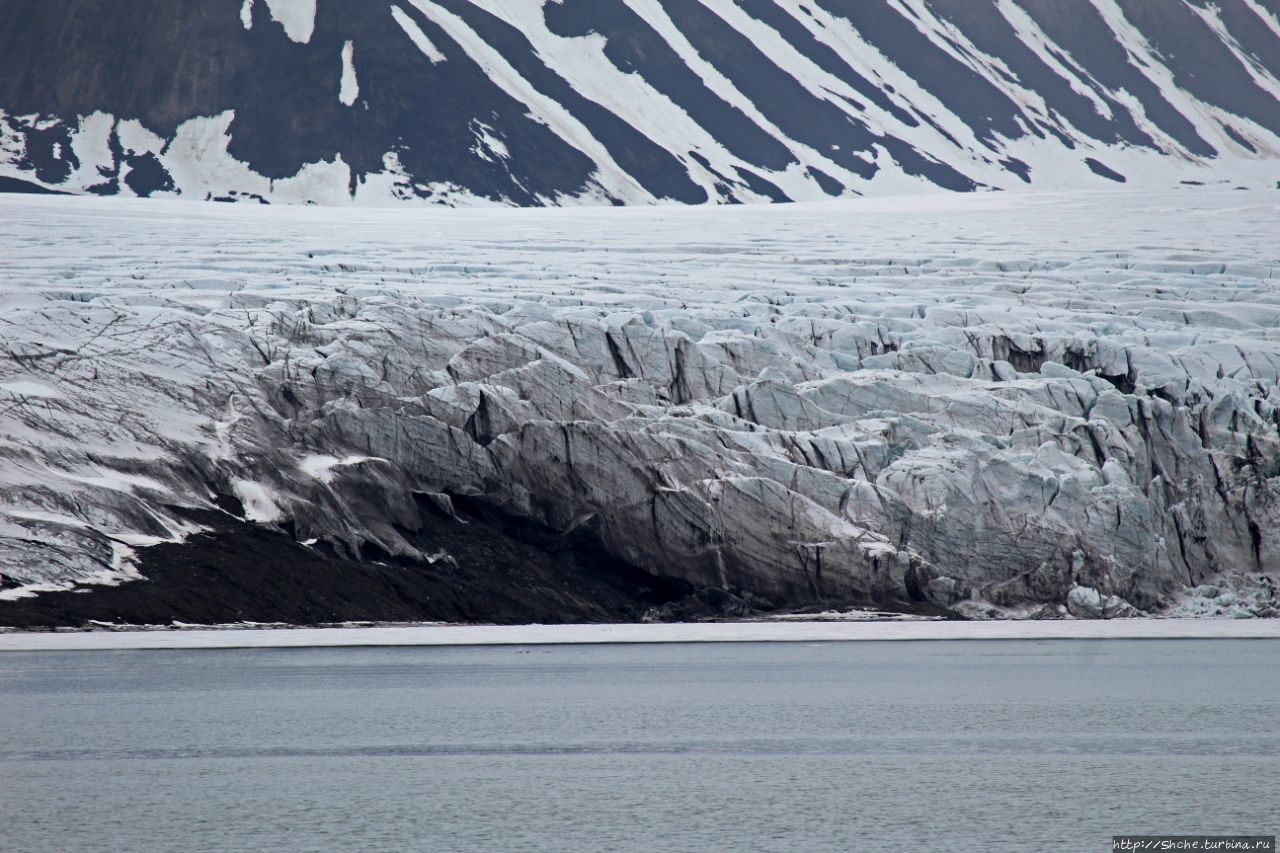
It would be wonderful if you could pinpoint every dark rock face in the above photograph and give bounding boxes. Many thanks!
[1,0,1276,204]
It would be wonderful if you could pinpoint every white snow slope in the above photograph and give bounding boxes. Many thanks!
[0,188,1278,618]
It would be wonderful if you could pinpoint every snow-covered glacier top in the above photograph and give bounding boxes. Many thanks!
[0,188,1277,620]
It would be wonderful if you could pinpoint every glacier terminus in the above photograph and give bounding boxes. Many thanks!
[0,189,1277,623]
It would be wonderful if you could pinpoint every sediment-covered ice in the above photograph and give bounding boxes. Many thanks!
[1,188,1277,616]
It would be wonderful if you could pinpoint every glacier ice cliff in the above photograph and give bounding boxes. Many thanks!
[1,189,1278,620]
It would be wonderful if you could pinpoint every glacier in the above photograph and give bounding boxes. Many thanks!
[1,187,1277,620]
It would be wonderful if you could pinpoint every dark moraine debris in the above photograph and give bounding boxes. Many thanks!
[0,504,684,629]
[0,502,960,629]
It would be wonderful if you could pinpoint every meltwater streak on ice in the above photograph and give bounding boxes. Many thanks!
[1,640,1277,852]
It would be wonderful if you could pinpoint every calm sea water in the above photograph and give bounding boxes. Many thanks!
[1,639,1276,852]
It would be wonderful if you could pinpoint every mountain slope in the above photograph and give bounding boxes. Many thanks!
[1,0,1278,204]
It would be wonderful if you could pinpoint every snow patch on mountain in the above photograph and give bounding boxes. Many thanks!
[261,0,317,44]
[340,41,359,107]
[391,5,448,64]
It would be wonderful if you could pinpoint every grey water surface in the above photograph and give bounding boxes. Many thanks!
[1,639,1276,852]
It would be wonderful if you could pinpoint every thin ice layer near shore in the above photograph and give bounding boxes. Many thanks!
[3,617,1280,652]
[1,188,1278,622]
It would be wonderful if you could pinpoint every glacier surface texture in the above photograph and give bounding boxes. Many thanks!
[1,189,1277,618]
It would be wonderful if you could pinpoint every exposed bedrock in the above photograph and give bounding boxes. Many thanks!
[4,277,1278,619]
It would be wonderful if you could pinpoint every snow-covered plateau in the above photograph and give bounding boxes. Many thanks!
[1,188,1278,622]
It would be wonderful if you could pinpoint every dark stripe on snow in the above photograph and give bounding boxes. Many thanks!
[1011,0,1217,156]
[815,0,1031,148]
[1195,0,1280,86]
[1113,0,1280,137]
[923,0,1158,150]
[732,0,921,129]
[429,0,708,203]
[543,0,798,174]
[661,0,880,179]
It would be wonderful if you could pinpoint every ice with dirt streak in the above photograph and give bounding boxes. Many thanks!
[0,188,1277,617]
